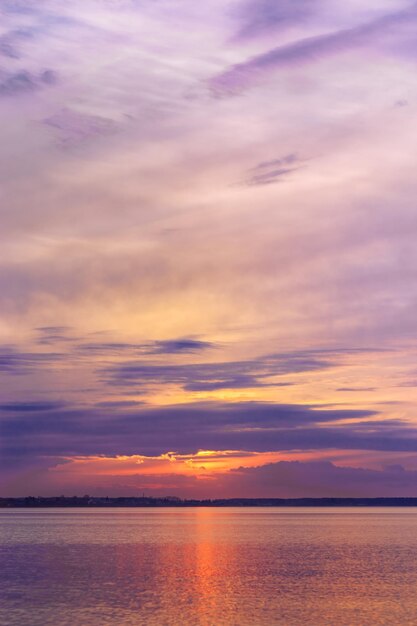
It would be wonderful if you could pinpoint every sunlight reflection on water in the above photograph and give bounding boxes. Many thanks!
[1,507,417,625]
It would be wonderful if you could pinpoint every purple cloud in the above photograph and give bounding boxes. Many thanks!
[234,0,318,41]
[3,399,416,467]
[44,108,118,147]
[149,338,214,354]
[103,351,331,391]
[209,2,417,95]
[242,154,304,186]
[0,348,65,375]
[0,401,67,412]
[221,460,417,497]
[0,27,35,59]
[103,347,379,391]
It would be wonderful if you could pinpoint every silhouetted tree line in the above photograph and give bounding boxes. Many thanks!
[1,496,417,507]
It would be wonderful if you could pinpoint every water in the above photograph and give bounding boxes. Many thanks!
[1,507,417,625]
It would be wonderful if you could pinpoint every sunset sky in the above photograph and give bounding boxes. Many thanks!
[1,0,417,498]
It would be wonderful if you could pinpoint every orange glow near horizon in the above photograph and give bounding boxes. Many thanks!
[47,447,417,489]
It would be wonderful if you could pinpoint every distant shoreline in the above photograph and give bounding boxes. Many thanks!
[2,496,417,508]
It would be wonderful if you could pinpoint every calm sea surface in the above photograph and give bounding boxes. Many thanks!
[1,507,417,626]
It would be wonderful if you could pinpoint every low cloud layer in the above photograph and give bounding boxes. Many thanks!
[3,457,417,499]
[2,399,416,482]
[219,460,417,498]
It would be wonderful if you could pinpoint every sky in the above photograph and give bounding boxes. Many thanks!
[1,0,417,498]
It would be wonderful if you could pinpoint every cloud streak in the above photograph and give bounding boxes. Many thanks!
[103,351,329,391]
[3,399,416,472]
[103,347,381,392]
[210,2,417,95]
[243,153,305,186]
[234,0,319,41]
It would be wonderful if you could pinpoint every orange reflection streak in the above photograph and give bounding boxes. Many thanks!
[193,508,222,621]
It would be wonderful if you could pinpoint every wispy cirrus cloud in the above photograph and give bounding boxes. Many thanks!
[35,326,75,345]
[336,387,377,392]
[0,336,382,394]
[243,153,305,186]
[233,0,320,41]
[76,337,214,357]
[0,334,215,377]
[0,348,65,375]
[210,2,417,95]
[44,108,119,147]
[103,346,382,392]
[0,29,32,58]
[103,352,326,391]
